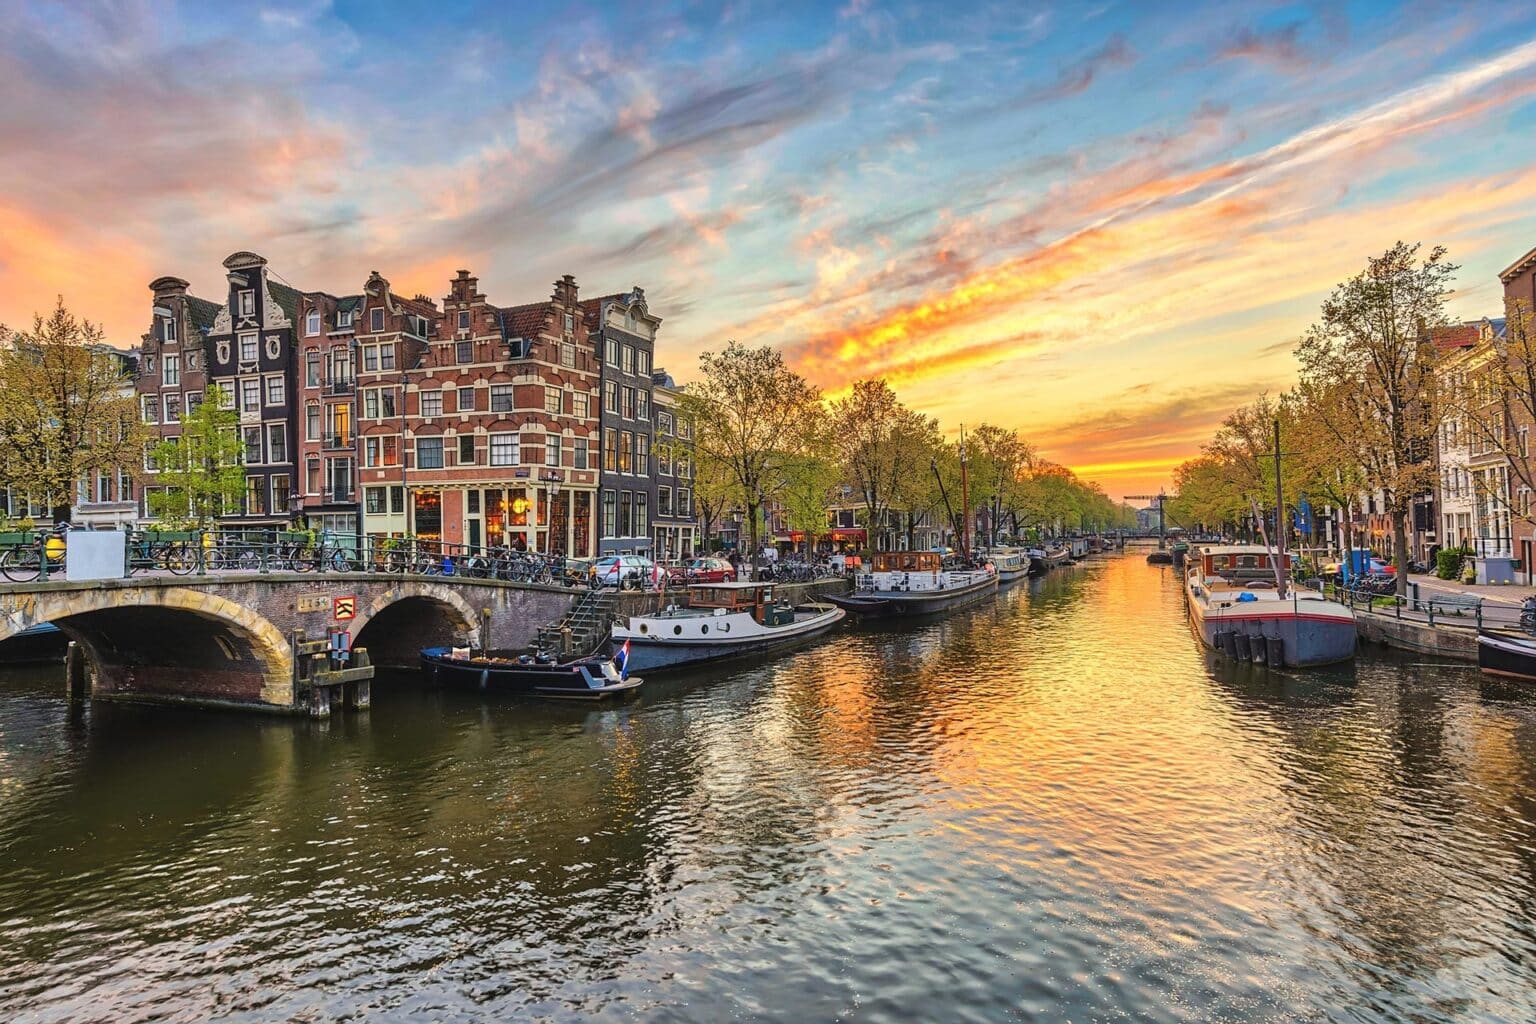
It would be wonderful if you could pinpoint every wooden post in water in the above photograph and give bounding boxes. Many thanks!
[345,648,372,710]
[64,641,87,702]
[1273,418,1288,600]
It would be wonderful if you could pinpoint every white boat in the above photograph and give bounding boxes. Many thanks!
[1185,545,1356,667]
[612,581,845,673]
[983,548,1030,583]
[827,550,998,617]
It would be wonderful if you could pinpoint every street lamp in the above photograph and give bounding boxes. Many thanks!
[397,370,410,536]
[539,468,564,555]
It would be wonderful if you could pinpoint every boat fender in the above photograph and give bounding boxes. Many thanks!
[1265,636,1284,666]
[1252,636,1267,665]
[1235,633,1252,661]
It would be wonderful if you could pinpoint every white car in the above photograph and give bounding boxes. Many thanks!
[589,555,665,589]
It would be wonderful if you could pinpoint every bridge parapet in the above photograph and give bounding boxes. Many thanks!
[0,574,579,713]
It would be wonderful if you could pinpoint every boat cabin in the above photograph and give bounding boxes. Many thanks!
[1198,545,1292,587]
[871,551,941,573]
[690,580,795,626]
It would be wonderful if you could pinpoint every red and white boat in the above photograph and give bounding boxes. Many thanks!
[1185,545,1356,667]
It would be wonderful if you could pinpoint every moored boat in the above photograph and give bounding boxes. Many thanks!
[1478,629,1536,682]
[1185,545,1356,668]
[985,548,1030,583]
[420,646,641,700]
[827,550,998,617]
[612,581,845,673]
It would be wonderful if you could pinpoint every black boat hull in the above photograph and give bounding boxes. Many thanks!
[420,647,641,700]
[1478,630,1536,682]
[826,576,997,618]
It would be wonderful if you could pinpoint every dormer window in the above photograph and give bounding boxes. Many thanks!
[306,310,321,336]
[370,307,384,333]
[238,290,255,317]
[162,317,177,343]
[337,310,352,329]
[417,315,432,337]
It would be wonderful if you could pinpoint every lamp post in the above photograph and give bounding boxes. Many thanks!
[540,468,564,555]
[397,370,410,537]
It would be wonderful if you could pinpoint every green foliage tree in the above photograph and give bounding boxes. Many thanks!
[676,342,822,576]
[1296,241,1454,595]
[0,298,144,522]
[147,386,244,527]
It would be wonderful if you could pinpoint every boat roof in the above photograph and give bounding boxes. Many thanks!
[692,580,774,589]
[1199,545,1285,556]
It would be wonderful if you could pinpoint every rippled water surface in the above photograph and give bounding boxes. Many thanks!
[5,553,1536,1022]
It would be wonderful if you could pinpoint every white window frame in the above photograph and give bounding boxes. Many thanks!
[238,290,255,316]
[489,433,519,467]
[306,310,321,336]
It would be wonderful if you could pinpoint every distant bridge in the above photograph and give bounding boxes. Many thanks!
[0,573,578,713]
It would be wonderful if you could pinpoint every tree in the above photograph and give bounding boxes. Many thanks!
[777,451,841,557]
[1283,383,1368,559]
[147,386,244,527]
[967,423,1034,545]
[675,342,822,576]
[828,380,948,551]
[0,299,143,522]
[1295,241,1454,595]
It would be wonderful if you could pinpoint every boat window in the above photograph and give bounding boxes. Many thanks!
[701,624,709,634]
[639,624,648,634]
[720,622,730,632]
[673,625,682,635]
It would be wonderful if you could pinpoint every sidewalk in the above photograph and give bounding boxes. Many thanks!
[1405,573,1536,606]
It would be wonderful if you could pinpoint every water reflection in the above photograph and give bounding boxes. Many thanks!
[3,555,1536,1021]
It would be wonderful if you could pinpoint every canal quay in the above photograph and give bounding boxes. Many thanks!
[4,552,1536,1022]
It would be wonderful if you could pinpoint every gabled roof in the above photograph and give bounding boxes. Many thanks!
[503,302,548,338]
[1429,323,1479,352]
[186,296,221,333]
[269,281,303,327]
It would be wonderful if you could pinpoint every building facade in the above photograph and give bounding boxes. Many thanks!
[202,252,304,531]
[585,288,661,556]
[357,271,602,557]
[649,370,696,560]
[136,275,219,523]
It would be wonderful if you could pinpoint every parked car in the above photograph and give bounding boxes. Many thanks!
[589,555,665,589]
[670,556,736,584]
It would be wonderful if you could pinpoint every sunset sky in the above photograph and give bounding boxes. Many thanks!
[3,1,1536,499]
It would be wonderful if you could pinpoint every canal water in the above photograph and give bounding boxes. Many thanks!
[3,554,1536,1022]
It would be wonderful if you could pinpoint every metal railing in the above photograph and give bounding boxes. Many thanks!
[0,530,622,588]
[323,434,354,451]
[324,377,355,395]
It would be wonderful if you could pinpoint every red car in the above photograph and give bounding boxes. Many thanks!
[670,556,737,584]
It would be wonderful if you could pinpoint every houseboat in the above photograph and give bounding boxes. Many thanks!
[986,548,1030,583]
[827,550,998,617]
[1185,545,1356,667]
[420,646,641,700]
[611,581,845,673]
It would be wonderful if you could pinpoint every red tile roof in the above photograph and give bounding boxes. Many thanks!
[503,302,548,338]
[1430,323,1479,351]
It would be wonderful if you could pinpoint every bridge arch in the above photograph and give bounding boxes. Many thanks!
[349,583,482,669]
[0,586,293,707]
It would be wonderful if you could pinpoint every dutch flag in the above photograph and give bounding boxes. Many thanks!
[615,639,631,680]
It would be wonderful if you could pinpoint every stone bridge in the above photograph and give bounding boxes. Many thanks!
[0,573,580,713]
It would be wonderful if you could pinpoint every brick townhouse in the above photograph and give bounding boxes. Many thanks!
[650,369,696,560]
[1499,244,1536,582]
[298,272,438,543]
[135,275,218,521]
[356,271,602,557]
